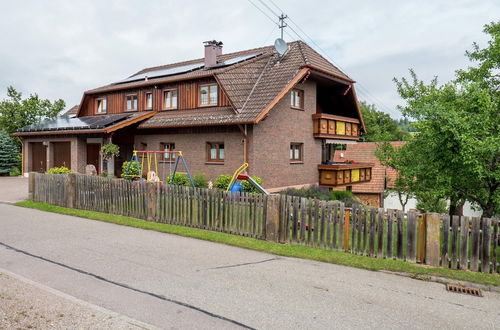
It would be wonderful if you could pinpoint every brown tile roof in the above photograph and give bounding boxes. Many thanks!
[333,142,405,194]
[62,105,78,116]
[87,41,353,127]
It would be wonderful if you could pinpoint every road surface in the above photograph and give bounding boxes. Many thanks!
[0,203,498,329]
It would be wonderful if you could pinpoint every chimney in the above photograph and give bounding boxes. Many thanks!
[204,40,223,68]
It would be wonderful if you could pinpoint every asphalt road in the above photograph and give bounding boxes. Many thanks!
[0,203,498,329]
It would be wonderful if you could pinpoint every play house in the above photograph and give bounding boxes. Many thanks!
[13,40,372,191]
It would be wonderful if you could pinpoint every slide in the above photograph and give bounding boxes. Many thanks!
[244,176,270,196]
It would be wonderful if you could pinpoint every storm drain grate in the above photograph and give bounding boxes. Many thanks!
[446,284,483,297]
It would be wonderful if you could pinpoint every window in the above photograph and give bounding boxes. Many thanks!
[96,98,107,114]
[160,142,176,162]
[163,89,178,109]
[290,89,304,109]
[207,142,224,162]
[126,94,138,111]
[290,143,303,162]
[145,92,153,109]
[200,84,218,106]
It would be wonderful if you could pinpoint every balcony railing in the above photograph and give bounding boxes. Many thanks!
[312,113,361,140]
[318,162,373,187]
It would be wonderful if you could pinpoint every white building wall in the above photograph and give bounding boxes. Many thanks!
[384,191,483,217]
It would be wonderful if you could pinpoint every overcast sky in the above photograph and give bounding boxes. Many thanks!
[1,0,498,118]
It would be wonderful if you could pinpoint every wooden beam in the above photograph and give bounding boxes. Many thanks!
[104,111,156,133]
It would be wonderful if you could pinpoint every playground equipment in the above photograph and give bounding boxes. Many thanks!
[226,163,269,195]
[125,150,195,187]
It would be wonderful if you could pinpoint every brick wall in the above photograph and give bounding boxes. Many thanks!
[134,126,245,182]
[250,80,322,189]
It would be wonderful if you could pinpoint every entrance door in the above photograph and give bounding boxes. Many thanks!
[53,142,71,168]
[86,143,100,173]
[31,142,47,173]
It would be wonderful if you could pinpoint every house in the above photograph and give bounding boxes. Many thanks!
[333,142,404,207]
[13,40,373,190]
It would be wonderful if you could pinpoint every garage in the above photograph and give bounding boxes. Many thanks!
[52,142,71,168]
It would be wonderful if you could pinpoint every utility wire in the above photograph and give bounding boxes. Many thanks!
[247,0,279,27]
[264,0,400,117]
[257,0,280,17]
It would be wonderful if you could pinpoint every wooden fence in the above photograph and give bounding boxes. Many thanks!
[30,173,499,274]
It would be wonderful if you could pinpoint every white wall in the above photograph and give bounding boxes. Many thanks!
[384,191,483,217]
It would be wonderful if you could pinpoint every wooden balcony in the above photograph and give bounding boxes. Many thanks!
[312,113,361,140]
[318,163,373,187]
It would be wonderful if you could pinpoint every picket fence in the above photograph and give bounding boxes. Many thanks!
[30,173,499,274]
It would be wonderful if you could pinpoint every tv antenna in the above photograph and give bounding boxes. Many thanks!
[278,13,288,39]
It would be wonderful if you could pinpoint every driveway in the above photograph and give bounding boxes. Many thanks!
[0,203,498,329]
[0,176,28,203]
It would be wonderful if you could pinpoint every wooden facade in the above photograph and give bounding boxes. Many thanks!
[80,79,232,117]
[312,113,361,139]
[318,163,372,187]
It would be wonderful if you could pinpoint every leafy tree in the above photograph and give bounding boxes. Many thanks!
[359,101,407,141]
[0,131,20,175]
[378,21,499,217]
[0,86,65,135]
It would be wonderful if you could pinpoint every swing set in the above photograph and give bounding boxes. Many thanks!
[124,150,195,187]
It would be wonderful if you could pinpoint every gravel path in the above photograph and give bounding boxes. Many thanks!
[0,271,153,329]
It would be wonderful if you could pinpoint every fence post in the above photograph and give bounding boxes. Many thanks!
[265,194,281,242]
[28,172,36,200]
[425,213,441,267]
[66,173,76,208]
[343,209,351,251]
[416,214,426,263]
[146,182,158,221]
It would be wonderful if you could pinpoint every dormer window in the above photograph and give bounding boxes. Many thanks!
[200,84,218,106]
[145,92,153,109]
[126,94,138,111]
[290,89,304,109]
[96,98,107,114]
[163,89,178,110]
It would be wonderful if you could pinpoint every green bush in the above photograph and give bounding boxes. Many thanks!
[281,185,330,201]
[9,167,21,177]
[167,173,190,186]
[193,173,209,188]
[121,161,139,180]
[242,176,263,193]
[214,174,232,190]
[329,190,353,201]
[46,166,72,174]
[100,171,108,178]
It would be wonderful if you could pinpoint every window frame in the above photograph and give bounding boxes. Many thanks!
[145,91,153,110]
[199,83,218,107]
[290,88,304,110]
[95,97,107,114]
[163,88,178,110]
[125,93,138,112]
[290,142,304,163]
[160,142,176,162]
[206,142,225,163]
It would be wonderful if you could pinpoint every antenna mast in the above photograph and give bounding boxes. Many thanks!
[278,13,288,39]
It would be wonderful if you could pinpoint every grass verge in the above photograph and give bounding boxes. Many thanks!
[15,200,500,287]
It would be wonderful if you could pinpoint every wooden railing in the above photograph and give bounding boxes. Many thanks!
[318,163,373,187]
[312,113,361,139]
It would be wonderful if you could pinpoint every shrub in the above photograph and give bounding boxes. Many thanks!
[100,143,119,160]
[193,173,209,188]
[329,190,353,201]
[281,185,330,201]
[47,166,72,174]
[9,167,21,177]
[167,173,189,186]
[100,171,108,178]
[214,174,232,190]
[242,176,263,193]
[121,161,139,180]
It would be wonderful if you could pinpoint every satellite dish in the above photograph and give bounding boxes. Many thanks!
[274,38,288,56]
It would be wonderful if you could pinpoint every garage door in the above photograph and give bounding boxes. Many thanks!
[53,142,71,168]
[31,142,47,173]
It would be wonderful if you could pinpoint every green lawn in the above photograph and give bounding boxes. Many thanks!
[15,200,500,287]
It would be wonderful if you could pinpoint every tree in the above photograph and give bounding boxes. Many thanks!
[378,21,499,217]
[0,86,65,135]
[0,131,20,175]
[359,101,407,141]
